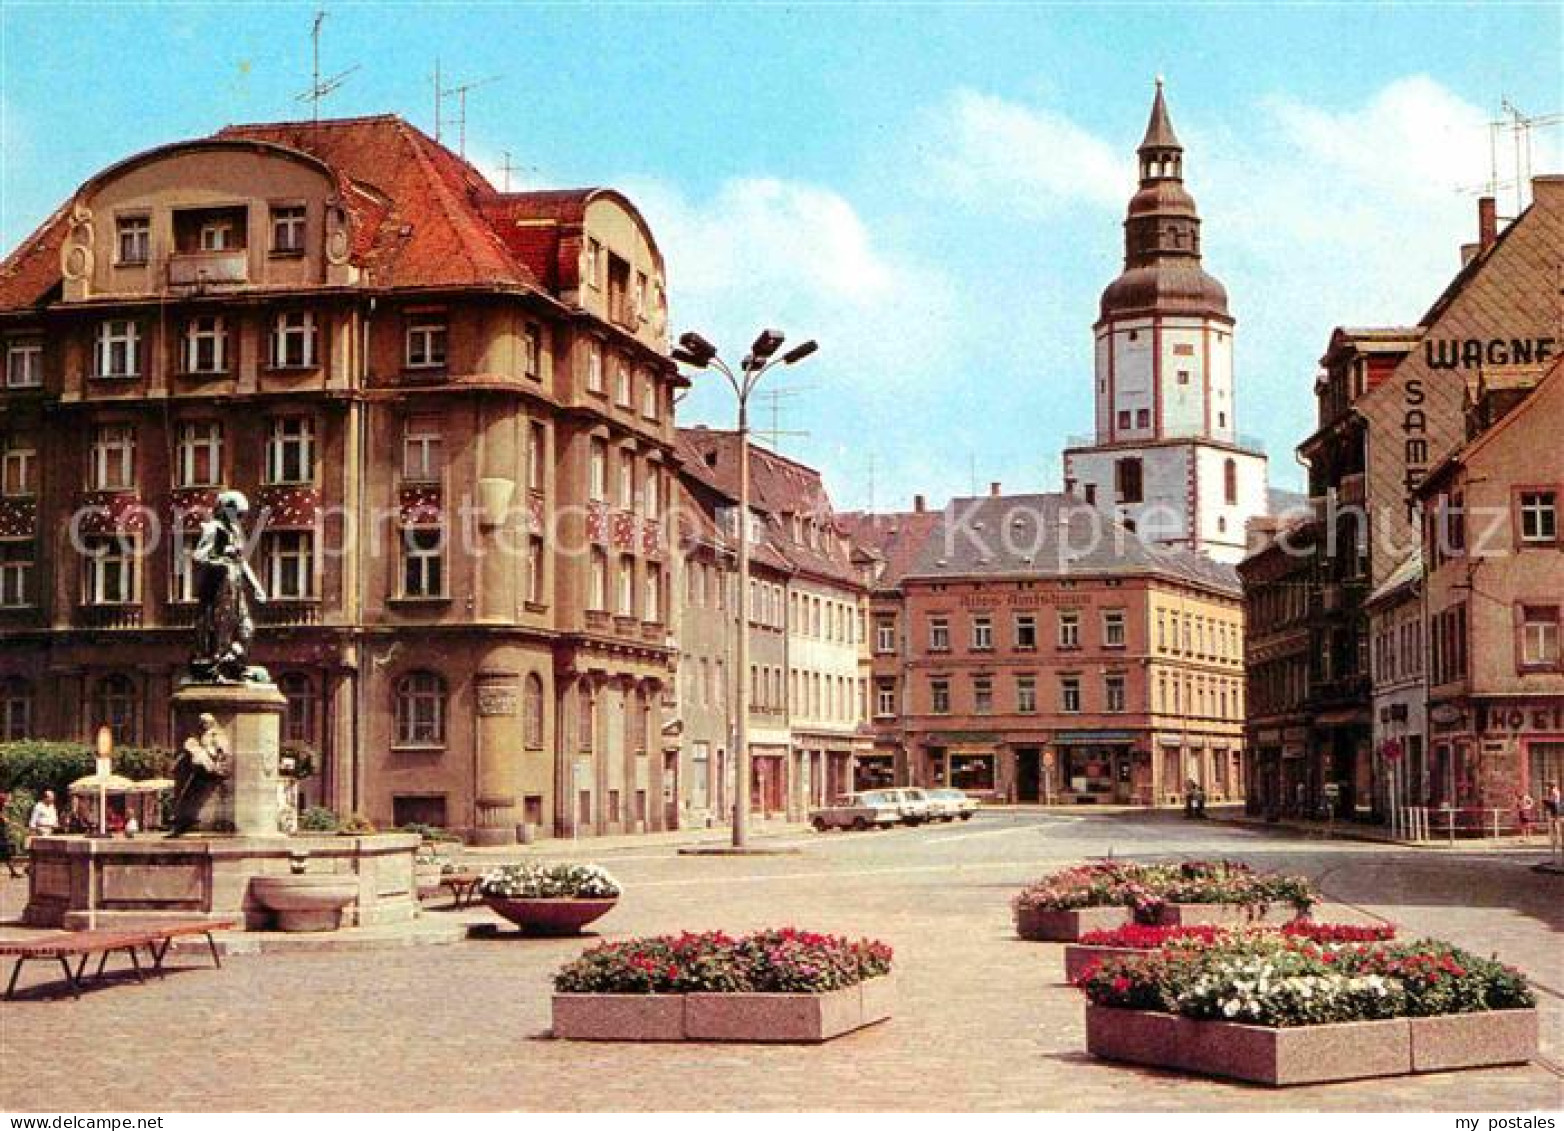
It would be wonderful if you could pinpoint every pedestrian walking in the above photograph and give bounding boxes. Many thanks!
[1517,791,1535,843]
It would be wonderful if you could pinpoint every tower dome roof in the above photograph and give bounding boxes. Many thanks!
[1099,79,1229,325]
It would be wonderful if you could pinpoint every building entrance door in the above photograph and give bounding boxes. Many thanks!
[1016,748,1041,802]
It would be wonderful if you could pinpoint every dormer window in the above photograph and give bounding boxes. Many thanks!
[116,217,150,265]
[405,314,448,369]
[183,315,229,375]
[270,205,307,255]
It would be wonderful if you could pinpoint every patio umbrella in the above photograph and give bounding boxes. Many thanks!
[67,772,139,794]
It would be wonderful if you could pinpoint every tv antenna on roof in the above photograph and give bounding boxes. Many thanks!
[753,385,812,452]
[436,72,501,159]
[1456,98,1562,217]
[295,9,359,125]
[498,150,540,192]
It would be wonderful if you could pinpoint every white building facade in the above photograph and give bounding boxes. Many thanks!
[1064,82,1269,564]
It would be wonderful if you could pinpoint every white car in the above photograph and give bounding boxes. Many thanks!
[889,787,935,825]
[809,791,905,832]
[925,788,979,822]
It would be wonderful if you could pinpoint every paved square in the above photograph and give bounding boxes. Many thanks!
[2,812,1560,1111]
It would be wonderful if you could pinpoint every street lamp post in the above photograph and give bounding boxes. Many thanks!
[673,329,818,849]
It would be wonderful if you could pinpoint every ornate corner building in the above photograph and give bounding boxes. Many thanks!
[0,115,683,842]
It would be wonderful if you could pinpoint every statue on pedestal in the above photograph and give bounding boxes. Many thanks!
[190,490,269,684]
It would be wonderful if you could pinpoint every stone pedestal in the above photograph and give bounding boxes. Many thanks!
[172,681,288,837]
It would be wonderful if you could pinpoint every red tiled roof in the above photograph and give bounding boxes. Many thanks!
[0,115,644,309]
[841,509,944,587]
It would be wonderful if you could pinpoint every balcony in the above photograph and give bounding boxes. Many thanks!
[77,604,144,630]
[168,251,249,287]
[256,600,321,627]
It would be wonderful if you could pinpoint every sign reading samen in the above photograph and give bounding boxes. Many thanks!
[1424,336,1557,369]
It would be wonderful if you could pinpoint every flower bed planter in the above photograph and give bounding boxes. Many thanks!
[485,896,618,936]
[1064,943,1147,983]
[1084,1004,1537,1086]
[1016,905,1130,941]
[553,976,893,1043]
[1156,902,1307,928]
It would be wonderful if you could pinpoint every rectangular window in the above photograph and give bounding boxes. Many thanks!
[930,678,950,715]
[90,423,136,490]
[271,311,317,368]
[116,216,150,264]
[1520,491,1558,543]
[1136,408,1150,429]
[402,416,442,483]
[617,555,635,617]
[527,536,545,605]
[618,450,635,509]
[95,320,141,378]
[615,360,632,407]
[1060,676,1081,714]
[5,340,41,388]
[1115,457,1143,504]
[270,205,307,254]
[0,540,33,607]
[589,438,608,501]
[973,677,993,714]
[199,220,234,251]
[876,680,896,718]
[528,421,547,493]
[2,436,37,497]
[1058,610,1080,649]
[972,616,993,651]
[401,527,445,598]
[1103,609,1126,648]
[1106,674,1126,713]
[875,619,895,654]
[183,315,228,374]
[264,530,315,600]
[522,323,541,379]
[586,341,604,393]
[644,562,663,622]
[590,548,608,611]
[176,421,222,488]
[1017,675,1037,714]
[929,617,950,652]
[405,315,448,369]
[1522,606,1561,668]
[266,417,315,484]
[170,530,199,603]
[1117,410,1131,430]
[83,535,138,605]
[642,370,659,419]
[585,238,602,290]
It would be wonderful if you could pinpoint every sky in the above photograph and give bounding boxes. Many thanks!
[3,1,1561,511]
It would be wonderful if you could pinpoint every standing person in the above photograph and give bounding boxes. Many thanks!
[1517,791,1536,843]
[27,789,58,840]
[1545,782,1562,819]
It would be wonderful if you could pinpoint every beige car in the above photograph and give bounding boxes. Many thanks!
[925,788,979,822]
[809,791,905,832]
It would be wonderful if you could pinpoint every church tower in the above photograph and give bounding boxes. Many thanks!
[1062,80,1269,564]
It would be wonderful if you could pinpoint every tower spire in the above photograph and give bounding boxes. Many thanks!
[1139,76,1182,154]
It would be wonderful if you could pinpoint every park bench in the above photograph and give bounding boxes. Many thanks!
[1,918,236,1001]
[439,871,484,908]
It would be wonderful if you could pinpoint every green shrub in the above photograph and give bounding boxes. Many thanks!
[399,822,459,843]
[337,812,376,835]
[2,788,35,853]
[0,740,174,801]
[297,806,340,833]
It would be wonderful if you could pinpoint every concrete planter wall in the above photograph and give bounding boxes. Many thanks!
[1064,944,1149,983]
[1084,1004,1538,1086]
[552,975,894,1043]
[1155,902,1309,927]
[1015,905,1130,941]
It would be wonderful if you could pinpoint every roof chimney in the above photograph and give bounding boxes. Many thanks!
[989,481,1001,498]
[1477,195,1498,253]
[913,494,926,513]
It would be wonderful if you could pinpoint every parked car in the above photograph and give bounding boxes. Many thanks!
[925,788,979,822]
[809,791,906,832]
[890,787,935,825]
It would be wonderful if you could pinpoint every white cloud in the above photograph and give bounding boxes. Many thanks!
[920,88,1125,217]
[622,174,963,392]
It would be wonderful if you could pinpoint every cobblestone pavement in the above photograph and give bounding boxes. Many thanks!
[1,811,1560,1112]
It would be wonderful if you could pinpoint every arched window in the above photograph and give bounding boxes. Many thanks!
[277,671,316,747]
[1224,459,1238,506]
[394,671,446,748]
[1,676,32,741]
[523,673,544,749]
[93,673,137,745]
